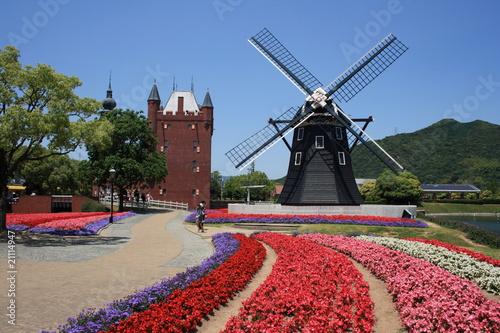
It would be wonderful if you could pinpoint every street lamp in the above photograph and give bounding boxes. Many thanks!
[109,168,116,224]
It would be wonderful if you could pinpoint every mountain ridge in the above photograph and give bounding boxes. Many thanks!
[351,118,500,188]
[274,119,500,190]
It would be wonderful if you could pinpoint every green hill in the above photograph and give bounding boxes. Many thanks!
[351,119,500,189]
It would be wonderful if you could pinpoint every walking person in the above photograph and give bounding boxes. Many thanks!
[195,204,205,233]
[200,200,206,230]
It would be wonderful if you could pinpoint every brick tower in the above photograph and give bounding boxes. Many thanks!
[147,82,214,209]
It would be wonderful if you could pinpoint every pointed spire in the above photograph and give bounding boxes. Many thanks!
[106,71,113,97]
[148,79,161,101]
[202,89,213,108]
[191,76,194,92]
[172,76,176,91]
[102,71,116,110]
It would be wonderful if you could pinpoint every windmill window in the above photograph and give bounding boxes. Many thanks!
[294,152,302,165]
[338,152,346,165]
[297,127,304,140]
[315,136,324,149]
[336,127,343,140]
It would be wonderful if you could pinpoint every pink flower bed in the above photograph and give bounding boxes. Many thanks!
[7,212,134,235]
[36,213,126,230]
[7,212,107,228]
[301,234,500,332]
[222,232,375,332]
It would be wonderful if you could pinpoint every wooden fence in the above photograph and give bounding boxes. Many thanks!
[100,197,188,211]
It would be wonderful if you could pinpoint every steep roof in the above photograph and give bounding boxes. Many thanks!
[202,91,213,108]
[148,83,161,101]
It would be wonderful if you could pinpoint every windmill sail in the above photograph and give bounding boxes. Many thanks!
[325,34,408,103]
[225,106,314,170]
[249,28,322,95]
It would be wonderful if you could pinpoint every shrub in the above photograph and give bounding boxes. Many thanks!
[81,198,108,212]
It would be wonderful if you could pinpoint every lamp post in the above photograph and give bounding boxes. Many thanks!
[109,168,116,223]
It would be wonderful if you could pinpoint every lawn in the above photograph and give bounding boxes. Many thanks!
[421,202,500,214]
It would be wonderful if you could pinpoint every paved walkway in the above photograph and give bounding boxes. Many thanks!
[0,210,216,333]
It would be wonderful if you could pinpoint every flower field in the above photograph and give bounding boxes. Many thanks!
[7,212,135,235]
[185,209,428,228]
[301,234,500,332]
[223,233,375,332]
[41,223,500,331]
[403,237,500,267]
[355,235,500,295]
[47,233,264,333]
[103,234,265,332]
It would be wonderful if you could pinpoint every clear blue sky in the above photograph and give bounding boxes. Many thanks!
[2,0,499,179]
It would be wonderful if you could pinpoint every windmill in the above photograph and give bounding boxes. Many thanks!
[226,28,408,205]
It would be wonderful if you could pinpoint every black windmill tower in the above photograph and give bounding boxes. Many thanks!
[226,29,408,205]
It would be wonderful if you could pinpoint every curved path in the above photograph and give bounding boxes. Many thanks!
[0,210,220,333]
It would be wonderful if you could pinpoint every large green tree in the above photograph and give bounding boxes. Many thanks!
[79,108,167,211]
[0,46,110,232]
[19,150,81,195]
[374,170,422,205]
[223,169,275,201]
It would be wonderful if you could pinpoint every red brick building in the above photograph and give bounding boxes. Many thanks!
[147,83,214,209]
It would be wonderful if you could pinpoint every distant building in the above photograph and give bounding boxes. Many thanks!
[421,184,481,200]
[147,82,214,209]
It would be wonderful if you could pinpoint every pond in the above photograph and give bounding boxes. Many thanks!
[439,214,500,234]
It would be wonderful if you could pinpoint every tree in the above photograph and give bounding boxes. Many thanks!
[222,170,275,201]
[375,170,422,205]
[223,175,246,200]
[19,150,80,195]
[359,180,380,202]
[210,171,223,200]
[0,46,110,232]
[79,108,167,211]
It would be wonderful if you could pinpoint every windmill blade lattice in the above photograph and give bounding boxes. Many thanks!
[225,106,314,170]
[325,34,408,103]
[249,28,322,95]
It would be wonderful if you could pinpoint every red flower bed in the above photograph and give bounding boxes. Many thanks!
[222,233,375,332]
[7,212,108,228]
[103,234,265,333]
[403,237,500,267]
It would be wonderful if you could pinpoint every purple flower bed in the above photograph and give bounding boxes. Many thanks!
[185,211,428,228]
[6,224,30,231]
[44,232,240,333]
